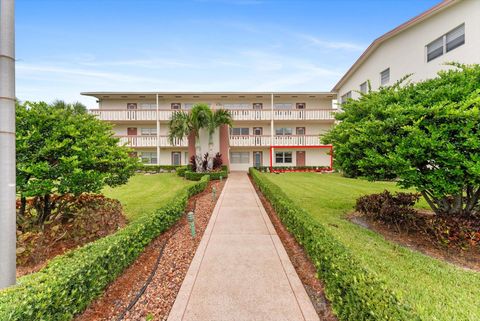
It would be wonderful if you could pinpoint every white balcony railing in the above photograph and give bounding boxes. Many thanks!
[229,135,321,147]
[89,108,336,121]
[273,135,321,146]
[116,135,187,147]
[273,109,336,121]
[229,135,271,147]
[89,109,157,121]
[228,109,272,121]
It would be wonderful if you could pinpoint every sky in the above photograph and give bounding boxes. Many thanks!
[16,0,441,108]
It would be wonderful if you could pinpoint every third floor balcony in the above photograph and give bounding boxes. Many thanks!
[89,108,337,122]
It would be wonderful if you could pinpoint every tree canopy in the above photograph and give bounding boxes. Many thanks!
[16,100,138,224]
[323,64,480,216]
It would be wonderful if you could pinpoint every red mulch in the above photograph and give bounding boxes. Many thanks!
[75,180,224,321]
[249,175,338,321]
[349,212,480,271]
[17,195,126,278]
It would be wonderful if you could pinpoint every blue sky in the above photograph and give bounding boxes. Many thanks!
[16,0,440,107]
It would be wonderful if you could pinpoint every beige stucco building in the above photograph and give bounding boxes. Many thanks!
[334,0,479,102]
[83,0,479,171]
[82,92,336,171]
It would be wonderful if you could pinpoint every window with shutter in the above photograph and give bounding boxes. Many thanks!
[446,24,465,52]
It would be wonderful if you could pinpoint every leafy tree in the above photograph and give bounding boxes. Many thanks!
[16,100,138,224]
[323,64,480,217]
[168,103,232,172]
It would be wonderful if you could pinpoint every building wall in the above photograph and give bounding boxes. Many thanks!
[338,0,480,100]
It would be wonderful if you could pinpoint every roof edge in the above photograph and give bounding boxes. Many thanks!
[332,0,459,92]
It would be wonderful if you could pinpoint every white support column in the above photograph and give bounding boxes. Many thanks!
[156,94,160,165]
[0,0,16,288]
[270,93,274,167]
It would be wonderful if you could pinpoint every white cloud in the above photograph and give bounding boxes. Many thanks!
[297,33,366,51]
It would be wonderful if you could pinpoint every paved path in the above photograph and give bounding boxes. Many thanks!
[168,172,319,321]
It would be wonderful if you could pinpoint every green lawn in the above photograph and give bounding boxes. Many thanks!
[260,172,480,321]
[103,173,194,221]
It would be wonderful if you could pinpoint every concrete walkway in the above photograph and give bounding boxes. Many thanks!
[168,172,319,321]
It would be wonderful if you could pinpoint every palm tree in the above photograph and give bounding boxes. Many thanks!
[168,103,231,172]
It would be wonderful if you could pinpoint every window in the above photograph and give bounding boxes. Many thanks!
[253,103,263,109]
[171,152,181,166]
[223,103,251,109]
[230,152,249,164]
[359,82,367,94]
[274,103,293,109]
[275,127,292,136]
[171,103,181,110]
[426,24,465,62]
[230,127,249,135]
[340,91,352,104]
[446,24,465,52]
[140,128,157,136]
[427,36,444,62]
[380,68,390,86]
[141,152,157,164]
[140,103,156,109]
[184,152,189,165]
[275,152,292,164]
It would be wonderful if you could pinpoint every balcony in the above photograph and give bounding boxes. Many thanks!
[116,135,188,147]
[229,135,321,147]
[89,108,337,122]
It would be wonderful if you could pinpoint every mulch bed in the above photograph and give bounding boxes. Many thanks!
[349,212,480,271]
[17,195,126,278]
[75,180,225,321]
[249,175,338,321]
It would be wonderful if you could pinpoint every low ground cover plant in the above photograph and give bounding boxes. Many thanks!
[0,176,210,321]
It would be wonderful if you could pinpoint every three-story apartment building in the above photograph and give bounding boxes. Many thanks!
[82,92,336,171]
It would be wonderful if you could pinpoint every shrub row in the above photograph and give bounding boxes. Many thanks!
[255,165,329,172]
[249,168,419,321]
[136,164,182,173]
[0,175,210,321]
[176,166,188,177]
[185,168,227,181]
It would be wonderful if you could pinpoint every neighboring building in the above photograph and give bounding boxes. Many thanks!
[333,0,479,102]
[81,92,337,171]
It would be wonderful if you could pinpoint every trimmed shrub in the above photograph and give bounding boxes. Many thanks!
[176,166,188,177]
[0,175,210,321]
[185,167,227,181]
[355,191,420,226]
[256,165,329,172]
[249,168,420,321]
[136,165,182,173]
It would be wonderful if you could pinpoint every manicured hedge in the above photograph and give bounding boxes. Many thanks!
[249,168,419,321]
[136,165,182,173]
[184,166,228,181]
[176,166,188,177]
[0,175,210,321]
[256,165,329,172]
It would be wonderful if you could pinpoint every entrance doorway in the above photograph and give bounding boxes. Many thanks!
[296,151,306,166]
[127,127,137,136]
[172,152,181,166]
[253,151,263,168]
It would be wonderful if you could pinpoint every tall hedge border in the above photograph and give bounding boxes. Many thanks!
[249,168,419,321]
[0,175,210,321]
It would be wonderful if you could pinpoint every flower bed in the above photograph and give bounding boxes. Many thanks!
[0,176,210,321]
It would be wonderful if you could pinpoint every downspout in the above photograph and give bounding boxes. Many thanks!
[0,0,16,288]
[270,93,274,171]
[156,93,160,165]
